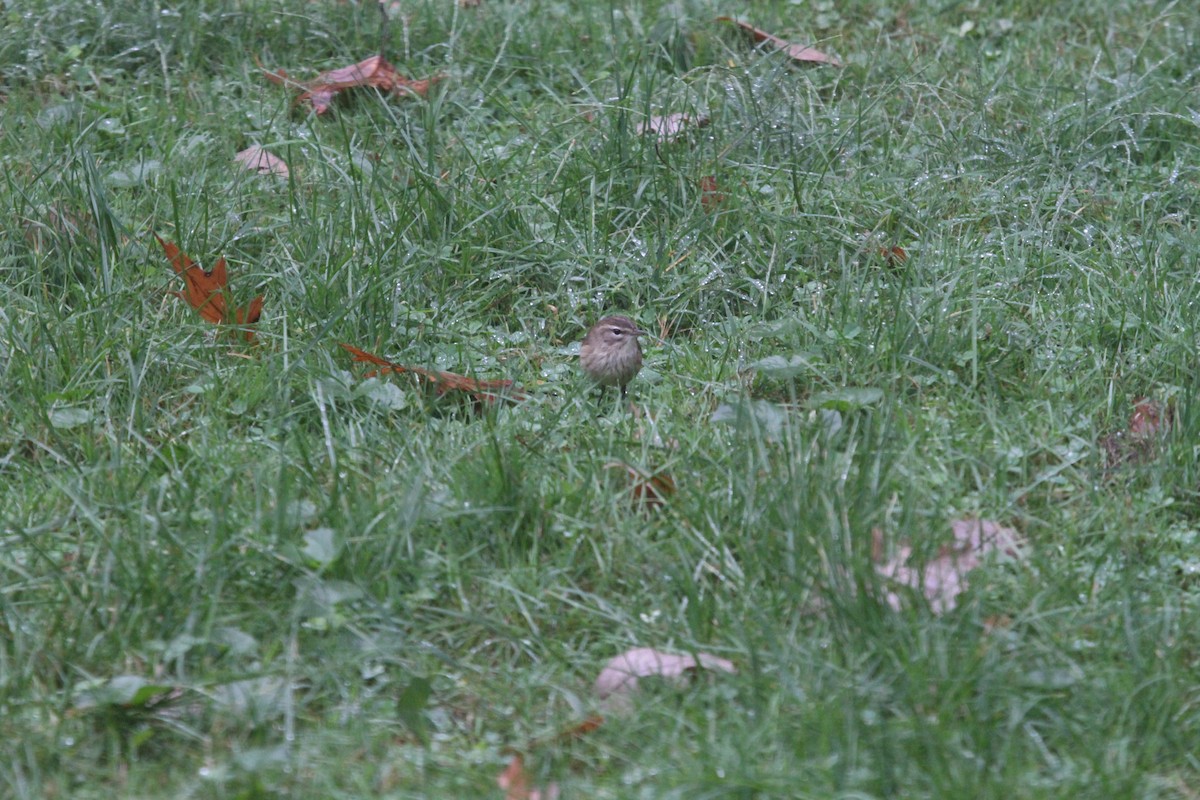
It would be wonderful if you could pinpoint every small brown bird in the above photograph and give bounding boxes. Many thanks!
[580,315,646,399]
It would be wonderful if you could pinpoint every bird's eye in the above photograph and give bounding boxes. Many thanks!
[610,328,623,335]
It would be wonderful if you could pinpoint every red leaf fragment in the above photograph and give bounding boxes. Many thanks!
[1129,397,1168,439]
[496,755,560,800]
[716,16,843,67]
[1101,396,1173,467]
[235,145,289,178]
[156,235,263,341]
[873,519,1023,614]
[604,461,676,511]
[261,54,438,114]
[339,343,525,407]
[881,245,908,266]
[558,714,604,740]
[699,175,726,212]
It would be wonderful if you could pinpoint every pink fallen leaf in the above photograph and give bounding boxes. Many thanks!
[235,145,289,178]
[261,54,437,115]
[716,17,843,67]
[874,519,1023,614]
[637,113,710,144]
[595,647,736,709]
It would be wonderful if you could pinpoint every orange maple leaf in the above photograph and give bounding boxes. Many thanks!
[156,235,263,340]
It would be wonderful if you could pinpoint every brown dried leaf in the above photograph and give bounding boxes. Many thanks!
[558,714,604,741]
[1129,397,1168,439]
[156,235,263,340]
[1101,397,1173,467]
[637,113,710,144]
[21,204,95,254]
[716,16,843,67]
[595,647,736,709]
[699,175,725,212]
[496,755,560,800]
[604,461,676,511]
[261,54,438,114]
[235,145,289,178]
[339,342,525,407]
[874,518,1023,614]
[881,245,908,266]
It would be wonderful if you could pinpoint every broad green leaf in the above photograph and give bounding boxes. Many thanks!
[302,527,339,567]
[397,676,433,743]
[74,675,174,710]
[711,398,788,441]
[748,354,818,378]
[808,387,884,411]
[48,406,92,429]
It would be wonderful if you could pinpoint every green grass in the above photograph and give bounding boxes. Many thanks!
[3,0,1200,796]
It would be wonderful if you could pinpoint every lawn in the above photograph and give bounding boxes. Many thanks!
[3,0,1200,797]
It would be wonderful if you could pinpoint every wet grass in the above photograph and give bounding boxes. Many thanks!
[2,0,1200,797]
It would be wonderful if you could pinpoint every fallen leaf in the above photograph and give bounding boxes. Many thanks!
[604,461,676,510]
[656,315,683,341]
[1101,397,1173,467]
[261,54,437,114]
[339,342,525,408]
[558,714,604,740]
[747,353,817,379]
[496,714,602,796]
[638,113,710,144]
[22,203,94,254]
[496,755,560,800]
[1129,397,1169,439]
[595,647,736,709]
[156,235,263,340]
[699,175,725,212]
[874,518,1023,614]
[716,17,843,67]
[235,145,289,178]
[71,675,179,713]
[880,245,908,266]
[808,386,884,411]
[710,398,789,442]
